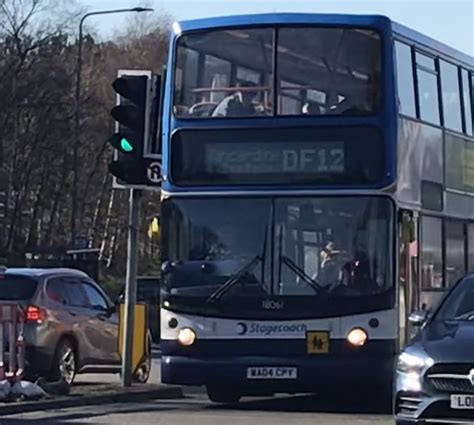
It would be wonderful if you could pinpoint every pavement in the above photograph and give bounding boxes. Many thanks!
[0,349,181,416]
[0,382,182,416]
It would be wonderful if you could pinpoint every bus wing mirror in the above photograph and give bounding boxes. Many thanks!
[408,310,429,327]
[149,70,165,155]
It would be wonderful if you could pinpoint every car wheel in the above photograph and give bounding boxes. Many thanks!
[133,354,151,383]
[50,339,77,385]
[207,386,241,403]
[132,333,152,383]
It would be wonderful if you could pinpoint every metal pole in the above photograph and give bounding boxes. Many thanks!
[72,14,86,247]
[122,188,142,386]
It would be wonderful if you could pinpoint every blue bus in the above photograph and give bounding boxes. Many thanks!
[158,13,474,402]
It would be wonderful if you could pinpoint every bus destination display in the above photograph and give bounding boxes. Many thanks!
[171,126,383,185]
[204,142,345,174]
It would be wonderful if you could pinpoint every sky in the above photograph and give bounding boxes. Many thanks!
[77,0,474,56]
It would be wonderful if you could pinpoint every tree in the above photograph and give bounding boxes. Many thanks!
[0,0,170,281]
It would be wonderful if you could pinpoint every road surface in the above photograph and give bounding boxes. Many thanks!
[2,392,394,424]
[6,351,393,424]
[4,384,393,425]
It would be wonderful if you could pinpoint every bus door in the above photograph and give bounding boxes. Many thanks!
[398,210,419,349]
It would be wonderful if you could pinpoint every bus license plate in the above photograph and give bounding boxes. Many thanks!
[451,395,474,409]
[247,367,297,380]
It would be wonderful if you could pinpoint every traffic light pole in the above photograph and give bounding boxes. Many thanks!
[72,7,153,247]
[121,188,142,387]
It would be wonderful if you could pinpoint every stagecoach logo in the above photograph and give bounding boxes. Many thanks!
[469,369,474,386]
[236,322,307,336]
[236,322,248,335]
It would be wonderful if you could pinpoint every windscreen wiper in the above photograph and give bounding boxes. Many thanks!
[279,255,323,294]
[454,311,474,321]
[206,255,263,304]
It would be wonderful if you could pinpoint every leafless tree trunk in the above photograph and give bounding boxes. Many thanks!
[25,161,49,247]
[99,187,116,262]
[43,148,69,244]
[88,171,109,246]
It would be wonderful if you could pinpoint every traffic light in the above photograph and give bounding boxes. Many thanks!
[108,71,151,185]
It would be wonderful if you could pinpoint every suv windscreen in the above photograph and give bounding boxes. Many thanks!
[82,282,109,310]
[435,277,474,322]
[0,275,37,300]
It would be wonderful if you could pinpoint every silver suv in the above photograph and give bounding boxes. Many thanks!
[0,267,150,385]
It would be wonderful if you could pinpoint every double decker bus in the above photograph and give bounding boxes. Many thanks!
[158,13,474,402]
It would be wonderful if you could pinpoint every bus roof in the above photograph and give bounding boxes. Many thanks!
[173,13,473,68]
[175,12,391,33]
[392,21,473,68]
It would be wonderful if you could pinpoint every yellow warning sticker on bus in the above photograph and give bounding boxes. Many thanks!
[306,331,330,354]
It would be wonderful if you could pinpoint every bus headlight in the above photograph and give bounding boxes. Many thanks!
[177,327,196,346]
[347,328,368,347]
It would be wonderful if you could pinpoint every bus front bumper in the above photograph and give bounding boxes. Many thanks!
[161,354,395,393]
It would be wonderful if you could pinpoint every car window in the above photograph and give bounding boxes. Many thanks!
[137,279,160,304]
[63,279,89,308]
[0,275,37,300]
[82,282,109,311]
[46,278,68,305]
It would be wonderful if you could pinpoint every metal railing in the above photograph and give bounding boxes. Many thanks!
[0,304,25,381]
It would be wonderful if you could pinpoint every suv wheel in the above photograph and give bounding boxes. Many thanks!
[133,355,151,383]
[50,339,76,385]
[132,334,152,383]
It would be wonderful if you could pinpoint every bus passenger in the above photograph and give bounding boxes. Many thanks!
[319,241,338,265]
[316,242,342,289]
[212,81,259,117]
[302,101,322,115]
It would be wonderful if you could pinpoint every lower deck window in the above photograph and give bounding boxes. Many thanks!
[421,216,443,289]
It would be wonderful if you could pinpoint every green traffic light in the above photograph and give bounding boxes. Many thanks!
[120,137,133,152]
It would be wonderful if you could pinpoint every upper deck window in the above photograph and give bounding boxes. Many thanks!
[174,28,274,118]
[276,28,381,116]
[394,41,416,117]
[440,60,462,132]
[173,26,381,119]
[415,52,440,126]
[461,69,473,135]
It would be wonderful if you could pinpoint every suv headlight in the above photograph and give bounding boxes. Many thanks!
[397,352,434,375]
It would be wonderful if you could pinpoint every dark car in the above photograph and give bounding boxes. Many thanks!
[137,276,161,342]
[0,267,151,385]
[119,276,161,342]
[394,273,474,424]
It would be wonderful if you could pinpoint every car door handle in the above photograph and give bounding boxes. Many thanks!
[68,310,77,317]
